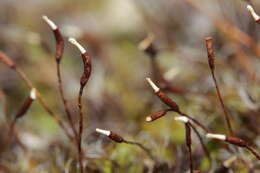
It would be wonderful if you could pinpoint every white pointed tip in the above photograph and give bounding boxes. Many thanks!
[174,116,189,123]
[146,78,160,92]
[30,88,37,100]
[42,15,57,30]
[206,133,226,141]
[247,4,260,21]
[96,128,111,136]
[68,37,86,54]
[146,116,152,122]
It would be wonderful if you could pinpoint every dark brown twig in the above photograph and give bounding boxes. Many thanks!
[205,37,233,135]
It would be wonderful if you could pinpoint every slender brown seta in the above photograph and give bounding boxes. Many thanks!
[96,128,156,160]
[69,37,91,173]
[175,116,193,173]
[205,37,233,135]
[189,123,211,164]
[43,16,78,141]
[206,133,260,160]
[146,77,210,133]
[247,5,260,24]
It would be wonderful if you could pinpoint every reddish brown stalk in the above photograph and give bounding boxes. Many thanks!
[96,128,156,161]
[205,37,233,135]
[185,123,193,173]
[69,38,92,173]
[189,123,211,163]
[0,51,73,141]
[56,64,78,139]
[43,16,78,141]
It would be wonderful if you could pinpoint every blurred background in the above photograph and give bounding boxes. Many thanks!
[0,0,260,172]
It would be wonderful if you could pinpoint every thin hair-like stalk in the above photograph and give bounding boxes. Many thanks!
[205,37,234,135]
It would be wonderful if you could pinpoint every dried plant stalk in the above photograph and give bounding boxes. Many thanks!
[205,37,233,135]
[185,123,193,173]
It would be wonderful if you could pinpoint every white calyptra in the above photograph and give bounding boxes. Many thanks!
[206,133,226,141]
[30,88,37,100]
[42,15,57,30]
[247,5,260,21]
[145,116,152,122]
[68,37,86,54]
[96,128,111,136]
[174,116,189,123]
[146,78,160,92]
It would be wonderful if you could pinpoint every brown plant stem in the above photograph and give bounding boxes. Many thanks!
[56,63,78,140]
[77,85,84,173]
[189,123,211,163]
[205,37,233,135]
[123,140,156,161]
[210,70,234,135]
[245,145,260,161]
[185,123,193,173]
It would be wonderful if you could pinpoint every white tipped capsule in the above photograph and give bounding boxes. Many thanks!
[30,88,37,100]
[174,116,189,123]
[206,133,226,141]
[68,37,86,54]
[146,78,160,92]
[146,116,152,122]
[42,15,57,30]
[96,128,111,136]
[247,5,260,21]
